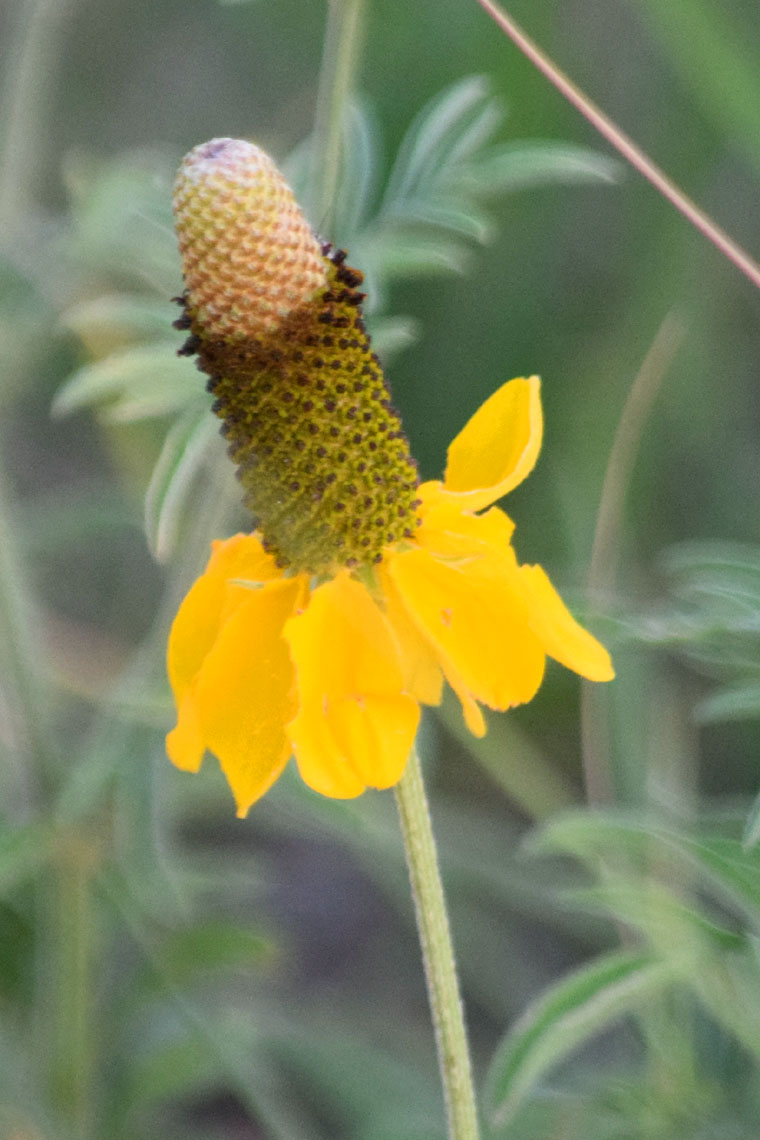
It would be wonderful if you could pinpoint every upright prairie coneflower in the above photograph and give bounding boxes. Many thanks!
[167,137,613,817]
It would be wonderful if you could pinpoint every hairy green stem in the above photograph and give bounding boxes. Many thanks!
[395,750,480,1140]
[472,0,760,294]
[310,0,365,235]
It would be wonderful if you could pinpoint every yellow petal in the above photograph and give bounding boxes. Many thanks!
[442,376,543,512]
[166,694,205,773]
[193,575,307,816]
[388,547,545,717]
[518,564,615,682]
[167,533,281,705]
[377,561,444,706]
[416,490,516,561]
[284,573,419,798]
[442,663,487,737]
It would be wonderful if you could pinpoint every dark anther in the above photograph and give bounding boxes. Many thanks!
[332,248,347,264]
[336,383,347,394]
[171,294,187,305]
[313,357,324,368]
[337,267,364,288]
[330,360,341,370]
[322,335,334,347]
[346,291,366,306]
[318,313,334,324]
[316,446,327,458]
[334,502,346,512]
[321,240,333,255]
[172,313,192,330]
[295,439,305,451]
[289,481,300,493]
[338,339,349,350]
[329,426,340,437]
[324,399,336,412]
[352,432,363,445]
[336,452,347,463]
[326,472,337,484]
[282,391,293,403]
[177,335,200,356]
[302,399,314,412]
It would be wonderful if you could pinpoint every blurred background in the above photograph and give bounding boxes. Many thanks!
[1,0,760,1137]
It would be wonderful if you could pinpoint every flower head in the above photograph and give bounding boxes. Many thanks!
[167,138,613,816]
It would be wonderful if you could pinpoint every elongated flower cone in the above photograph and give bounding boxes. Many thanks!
[173,138,420,574]
[168,138,614,816]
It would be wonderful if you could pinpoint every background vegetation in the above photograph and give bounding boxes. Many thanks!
[1,0,759,1136]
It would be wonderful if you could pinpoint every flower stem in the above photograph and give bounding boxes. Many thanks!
[472,0,760,294]
[394,750,480,1140]
[310,0,365,235]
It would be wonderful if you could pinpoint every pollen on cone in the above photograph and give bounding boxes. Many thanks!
[173,138,327,340]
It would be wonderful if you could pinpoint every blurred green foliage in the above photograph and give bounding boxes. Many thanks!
[1,0,760,1137]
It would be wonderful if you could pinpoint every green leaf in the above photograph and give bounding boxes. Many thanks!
[485,950,676,1127]
[533,811,760,935]
[53,344,200,422]
[381,75,501,212]
[697,681,760,724]
[144,411,220,561]
[61,294,177,354]
[463,141,620,193]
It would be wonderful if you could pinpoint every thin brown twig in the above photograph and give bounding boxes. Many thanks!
[472,0,760,294]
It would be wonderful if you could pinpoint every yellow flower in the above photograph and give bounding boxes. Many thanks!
[166,139,613,816]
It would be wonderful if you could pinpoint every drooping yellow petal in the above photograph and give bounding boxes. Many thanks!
[192,575,307,816]
[378,561,444,706]
[441,663,487,737]
[518,564,615,682]
[387,547,545,719]
[166,694,205,773]
[441,376,542,512]
[167,533,281,704]
[284,573,419,798]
